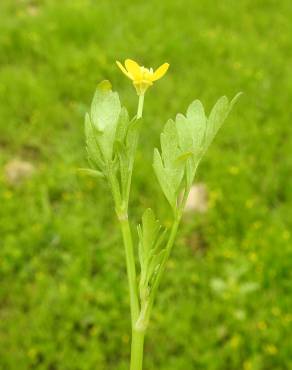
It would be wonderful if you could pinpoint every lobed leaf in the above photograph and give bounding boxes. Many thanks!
[154,93,241,210]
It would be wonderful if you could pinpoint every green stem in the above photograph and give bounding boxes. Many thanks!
[120,217,140,326]
[130,329,145,370]
[107,167,139,326]
[108,95,147,369]
[137,94,144,119]
[120,217,144,370]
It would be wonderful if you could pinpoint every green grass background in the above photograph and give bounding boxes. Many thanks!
[1,0,292,369]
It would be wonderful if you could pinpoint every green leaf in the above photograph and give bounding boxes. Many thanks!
[161,119,181,167]
[229,92,243,110]
[185,157,196,190]
[175,151,193,163]
[204,92,242,153]
[77,168,104,179]
[153,149,176,208]
[116,141,129,200]
[146,249,166,286]
[141,209,161,257]
[138,209,167,298]
[115,107,129,144]
[90,80,121,161]
[154,102,206,210]
[84,113,104,170]
[161,122,184,190]
[176,100,206,155]
[154,93,241,210]
[205,96,229,149]
[153,119,185,210]
[114,114,140,201]
[126,117,141,158]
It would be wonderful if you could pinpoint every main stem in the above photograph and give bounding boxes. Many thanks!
[119,217,140,325]
[119,215,146,370]
[130,329,145,370]
[118,95,146,370]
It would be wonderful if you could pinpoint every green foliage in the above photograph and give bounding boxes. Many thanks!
[87,83,241,346]
[84,81,142,209]
[84,113,105,171]
[154,95,240,211]
[86,80,121,163]
[77,167,105,179]
[204,93,242,154]
[115,116,141,203]
[137,209,166,302]
[153,119,184,210]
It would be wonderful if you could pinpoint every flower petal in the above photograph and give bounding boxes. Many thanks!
[125,59,142,80]
[116,61,132,79]
[152,63,169,81]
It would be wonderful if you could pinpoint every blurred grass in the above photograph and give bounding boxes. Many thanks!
[0,0,292,369]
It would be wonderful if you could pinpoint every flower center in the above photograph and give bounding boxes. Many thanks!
[140,67,154,81]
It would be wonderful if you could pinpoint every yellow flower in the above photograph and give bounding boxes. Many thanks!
[116,59,169,95]
[265,344,278,355]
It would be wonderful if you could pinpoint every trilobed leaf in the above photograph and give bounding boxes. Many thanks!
[154,93,241,210]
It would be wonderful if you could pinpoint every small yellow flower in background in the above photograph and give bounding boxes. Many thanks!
[230,334,241,348]
[243,360,252,370]
[116,59,169,95]
[282,230,290,240]
[265,344,278,355]
[271,306,280,316]
[28,348,37,360]
[228,165,239,175]
[248,251,258,262]
[283,313,292,323]
[257,321,267,330]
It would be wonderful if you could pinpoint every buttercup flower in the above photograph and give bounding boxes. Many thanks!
[116,59,169,95]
